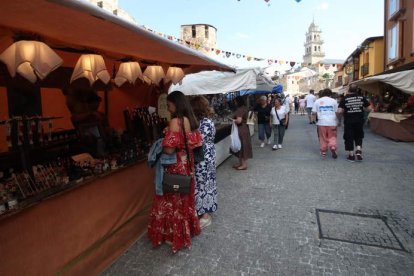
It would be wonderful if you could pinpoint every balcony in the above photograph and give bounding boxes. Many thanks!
[360,63,369,77]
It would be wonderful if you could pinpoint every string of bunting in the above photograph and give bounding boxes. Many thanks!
[142,25,316,68]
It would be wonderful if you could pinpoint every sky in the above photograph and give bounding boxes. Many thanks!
[119,0,384,69]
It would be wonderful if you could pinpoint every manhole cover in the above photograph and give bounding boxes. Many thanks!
[316,209,407,252]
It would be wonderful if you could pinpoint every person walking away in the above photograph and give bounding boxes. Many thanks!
[232,96,253,170]
[147,91,202,253]
[337,95,345,127]
[190,96,218,229]
[282,93,291,129]
[337,85,371,162]
[294,96,299,114]
[305,90,316,124]
[299,96,306,116]
[254,96,272,147]
[270,98,289,150]
[312,88,339,159]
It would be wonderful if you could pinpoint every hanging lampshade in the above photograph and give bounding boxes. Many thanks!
[142,75,153,85]
[70,54,110,85]
[114,61,142,87]
[165,67,185,85]
[0,40,63,83]
[143,65,165,85]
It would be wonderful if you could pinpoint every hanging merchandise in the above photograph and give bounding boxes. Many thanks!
[48,119,52,142]
[17,119,24,146]
[5,120,12,148]
[37,118,43,144]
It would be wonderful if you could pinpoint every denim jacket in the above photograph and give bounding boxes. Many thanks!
[148,138,177,196]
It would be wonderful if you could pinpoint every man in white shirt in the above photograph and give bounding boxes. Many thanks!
[312,88,339,159]
[305,90,316,124]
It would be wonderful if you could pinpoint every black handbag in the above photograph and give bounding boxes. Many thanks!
[193,145,205,163]
[162,119,192,194]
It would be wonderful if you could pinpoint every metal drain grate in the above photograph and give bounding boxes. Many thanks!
[316,209,407,252]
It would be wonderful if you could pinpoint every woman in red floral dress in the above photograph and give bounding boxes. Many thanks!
[148,91,202,253]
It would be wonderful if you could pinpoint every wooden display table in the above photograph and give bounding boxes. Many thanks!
[0,161,154,275]
[369,113,414,142]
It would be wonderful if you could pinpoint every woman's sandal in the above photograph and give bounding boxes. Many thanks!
[236,166,247,170]
[232,164,241,169]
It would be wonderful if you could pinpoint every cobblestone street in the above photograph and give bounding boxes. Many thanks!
[104,115,414,275]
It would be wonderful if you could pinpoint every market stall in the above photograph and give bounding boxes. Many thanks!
[170,68,274,165]
[355,69,414,142]
[0,0,232,275]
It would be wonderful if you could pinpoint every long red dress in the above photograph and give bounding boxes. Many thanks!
[147,126,202,253]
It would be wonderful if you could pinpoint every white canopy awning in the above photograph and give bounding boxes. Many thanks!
[332,86,348,95]
[354,69,414,95]
[169,68,274,95]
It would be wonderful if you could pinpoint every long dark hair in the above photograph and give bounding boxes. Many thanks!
[167,91,199,131]
[190,96,214,120]
[234,96,245,107]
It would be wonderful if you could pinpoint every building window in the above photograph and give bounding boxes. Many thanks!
[314,46,317,51]
[205,25,209,39]
[318,46,320,51]
[192,25,196,38]
[97,1,103,8]
[388,0,399,18]
[388,23,399,61]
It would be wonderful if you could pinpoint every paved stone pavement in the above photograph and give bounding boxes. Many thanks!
[104,115,414,276]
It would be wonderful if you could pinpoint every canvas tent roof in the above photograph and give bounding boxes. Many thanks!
[169,68,274,95]
[0,0,233,74]
[354,69,414,95]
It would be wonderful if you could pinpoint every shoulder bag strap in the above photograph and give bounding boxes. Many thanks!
[274,108,282,123]
[181,118,192,174]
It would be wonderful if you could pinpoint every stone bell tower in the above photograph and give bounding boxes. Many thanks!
[180,24,217,56]
[303,20,325,65]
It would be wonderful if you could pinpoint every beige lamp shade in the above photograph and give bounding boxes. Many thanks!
[165,67,185,85]
[70,54,110,85]
[114,61,142,87]
[0,40,63,83]
[143,65,165,85]
[142,75,153,85]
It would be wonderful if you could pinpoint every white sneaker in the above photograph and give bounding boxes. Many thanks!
[200,216,212,229]
[272,145,278,151]
[260,142,265,148]
[278,144,282,149]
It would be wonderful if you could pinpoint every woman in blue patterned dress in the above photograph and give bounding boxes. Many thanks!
[190,96,218,229]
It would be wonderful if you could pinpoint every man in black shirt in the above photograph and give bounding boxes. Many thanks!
[338,85,371,162]
[254,96,272,147]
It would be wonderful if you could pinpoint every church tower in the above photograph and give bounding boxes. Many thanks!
[181,24,217,57]
[303,21,325,65]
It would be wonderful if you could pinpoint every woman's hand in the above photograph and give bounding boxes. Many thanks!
[163,147,175,154]
[234,116,242,125]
